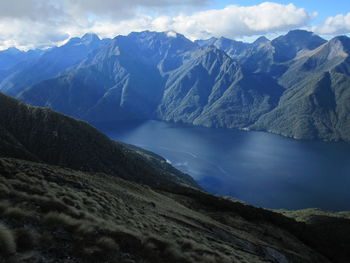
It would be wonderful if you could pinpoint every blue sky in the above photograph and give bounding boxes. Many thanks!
[0,0,349,50]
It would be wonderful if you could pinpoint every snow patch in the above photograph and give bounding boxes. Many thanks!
[167,31,177,38]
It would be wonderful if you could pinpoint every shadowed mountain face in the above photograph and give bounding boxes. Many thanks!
[0,93,198,188]
[2,29,350,141]
[1,95,350,263]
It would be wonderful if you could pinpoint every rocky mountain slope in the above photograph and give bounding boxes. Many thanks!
[2,30,350,141]
[0,96,350,262]
[158,46,283,128]
[252,36,350,140]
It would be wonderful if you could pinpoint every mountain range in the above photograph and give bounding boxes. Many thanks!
[1,29,350,141]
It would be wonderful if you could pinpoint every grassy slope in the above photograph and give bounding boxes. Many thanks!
[0,157,332,263]
[0,93,198,189]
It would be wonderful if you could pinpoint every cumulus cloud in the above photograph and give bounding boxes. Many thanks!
[90,2,314,40]
[0,0,207,49]
[64,0,208,18]
[170,2,314,39]
[0,18,69,50]
[0,1,314,50]
[313,13,350,35]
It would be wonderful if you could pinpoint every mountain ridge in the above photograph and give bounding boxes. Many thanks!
[2,29,350,141]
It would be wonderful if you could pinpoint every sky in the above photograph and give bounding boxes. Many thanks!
[0,0,350,50]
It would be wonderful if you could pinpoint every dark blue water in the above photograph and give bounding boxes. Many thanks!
[98,120,350,211]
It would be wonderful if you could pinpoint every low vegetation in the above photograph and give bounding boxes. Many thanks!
[0,158,247,262]
[0,157,349,262]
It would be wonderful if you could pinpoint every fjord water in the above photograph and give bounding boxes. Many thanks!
[99,120,350,211]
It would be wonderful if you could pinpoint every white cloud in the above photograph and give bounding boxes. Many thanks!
[89,2,314,40]
[0,18,70,50]
[0,0,207,50]
[313,13,350,35]
[157,2,315,40]
[0,1,315,50]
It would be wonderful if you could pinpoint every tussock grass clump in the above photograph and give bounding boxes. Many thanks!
[0,200,11,214]
[0,224,16,256]
[75,223,97,236]
[109,228,143,253]
[37,197,69,213]
[15,228,36,252]
[11,180,45,196]
[0,184,10,197]
[43,212,79,231]
[96,236,119,251]
[3,207,35,222]
[141,236,184,263]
